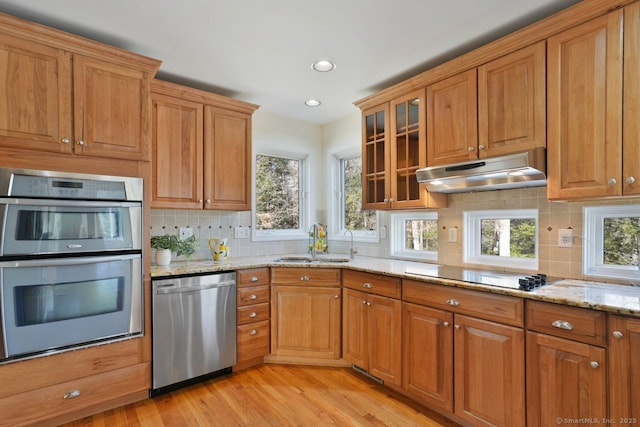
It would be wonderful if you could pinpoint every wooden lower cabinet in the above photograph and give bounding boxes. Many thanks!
[609,315,640,421]
[342,288,402,385]
[235,268,270,370]
[526,331,607,426]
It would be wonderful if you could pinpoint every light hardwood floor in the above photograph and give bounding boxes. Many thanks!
[62,364,459,426]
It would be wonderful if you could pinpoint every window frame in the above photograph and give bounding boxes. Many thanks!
[583,205,640,280]
[252,150,310,241]
[328,148,379,243]
[463,208,539,270]
[389,211,438,261]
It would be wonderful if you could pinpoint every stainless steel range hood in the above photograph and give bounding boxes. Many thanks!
[416,148,546,193]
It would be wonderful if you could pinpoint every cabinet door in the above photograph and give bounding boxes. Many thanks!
[547,11,623,200]
[271,286,341,359]
[362,103,391,209]
[0,32,72,153]
[609,315,640,421]
[454,315,525,427]
[526,331,606,427]
[427,69,477,166]
[204,106,251,210]
[73,55,151,161]
[368,294,402,386]
[390,90,426,208]
[623,2,640,196]
[342,288,368,369]
[402,303,453,412]
[151,93,204,209]
[478,41,545,157]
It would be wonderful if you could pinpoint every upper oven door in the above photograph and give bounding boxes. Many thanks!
[0,199,142,256]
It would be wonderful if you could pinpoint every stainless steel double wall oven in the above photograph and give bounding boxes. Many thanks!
[0,168,143,362]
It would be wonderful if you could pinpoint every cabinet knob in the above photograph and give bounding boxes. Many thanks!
[468,147,475,152]
[366,302,371,306]
[446,299,460,307]
[478,144,485,150]
[61,137,71,144]
[249,312,257,318]
[63,389,81,399]
[198,199,203,203]
[300,276,310,281]
[608,178,617,186]
[362,300,367,305]
[76,140,85,146]
[250,276,259,282]
[590,361,600,369]
[626,176,636,184]
[442,321,450,327]
[249,329,258,336]
[334,295,339,299]
[454,324,460,330]
[249,294,258,300]
[363,282,372,289]
[206,199,211,204]
[613,330,624,339]
[389,198,394,203]
[551,320,573,331]
[383,198,388,203]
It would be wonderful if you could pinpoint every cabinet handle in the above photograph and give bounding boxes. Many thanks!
[249,312,257,318]
[363,282,372,289]
[206,199,211,204]
[366,302,371,306]
[61,137,71,144]
[608,178,617,186]
[551,320,573,330]
[389,198,394,203]
[454,324,460,330]
[626,177,636,184]
[250,276,259,282]
[446,299,460,307]
[249,329,258,336]
[334,295,339,299]
[613,330,624,339]
[383,198,389,203]
[300,276,310,281]
[478,144,485,150]
[76,140,85,146]
[198,199,203,203]
[590,361,600,369]
[249,294,258,300]
[362,300,367,305]
[63,389,81,399]
[442,321,450,327]
[468,146,475,152]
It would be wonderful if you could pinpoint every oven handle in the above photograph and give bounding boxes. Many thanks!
[0,198,141,208]
[0,253,141,268]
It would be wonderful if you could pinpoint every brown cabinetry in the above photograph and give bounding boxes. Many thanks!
[151,80,258,210]
[342,271,402,385]
[608,314,640,421]
[402,280,525,427]
[269,268,342,362]
[235,268,270,370]
[0,15,160,161]
[525,301,607,426]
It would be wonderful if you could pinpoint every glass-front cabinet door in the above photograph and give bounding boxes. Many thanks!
[362,103,390,209]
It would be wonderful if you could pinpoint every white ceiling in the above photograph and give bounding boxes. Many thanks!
[0,0,581,125]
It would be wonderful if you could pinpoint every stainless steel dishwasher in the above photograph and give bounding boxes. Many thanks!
[151,271,236,396]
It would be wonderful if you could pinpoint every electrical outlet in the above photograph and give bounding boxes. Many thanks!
[448,227,458,243]
[179,227,193,240]
[234,226,249,239]
[558,228,573,248]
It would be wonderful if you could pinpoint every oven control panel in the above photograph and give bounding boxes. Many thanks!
[9,174,127,200]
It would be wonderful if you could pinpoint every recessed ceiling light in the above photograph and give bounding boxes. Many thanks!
[311,60,336,72]
[305,99,321,107]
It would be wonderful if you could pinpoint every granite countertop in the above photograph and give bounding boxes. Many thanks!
[150,255,640,318]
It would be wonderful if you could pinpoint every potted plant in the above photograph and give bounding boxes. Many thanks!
[151,234,179,266]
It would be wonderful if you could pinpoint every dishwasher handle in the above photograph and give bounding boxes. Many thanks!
[155,280,236,294]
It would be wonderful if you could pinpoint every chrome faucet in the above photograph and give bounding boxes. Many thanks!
[344,230,356,259]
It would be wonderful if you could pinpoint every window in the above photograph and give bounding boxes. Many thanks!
[464,209,538,270]
[390,212,438,261]
[253,153,308,240]
[329,150,378,242]
[584,205,640,279]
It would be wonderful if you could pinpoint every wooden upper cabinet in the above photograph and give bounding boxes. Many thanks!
[478,41,546,158]
[547,10,623,200]
[151,93,203,209]
[204,106,252,210]
[427,69,477,166]
[362,103,391,209]
[0,32,72,153]
[623,2,640,196]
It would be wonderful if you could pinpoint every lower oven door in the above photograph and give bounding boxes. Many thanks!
[0,253,142,361]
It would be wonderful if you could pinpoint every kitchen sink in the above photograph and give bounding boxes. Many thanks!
[273,256,350,263]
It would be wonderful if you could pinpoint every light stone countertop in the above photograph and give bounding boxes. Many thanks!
[150,255,640,318]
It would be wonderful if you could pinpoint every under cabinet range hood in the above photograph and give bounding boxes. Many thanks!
[416,148,547,193]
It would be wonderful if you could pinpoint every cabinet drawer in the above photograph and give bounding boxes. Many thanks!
[526,300,606,346]
[403,280,524,327]
[237,285,270,306]
[237,320,270,361]
[343,270,401,299]
[237,303,270,325]
[271,267,341,286]
[0,362,149,427]
[237,268,270,287]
